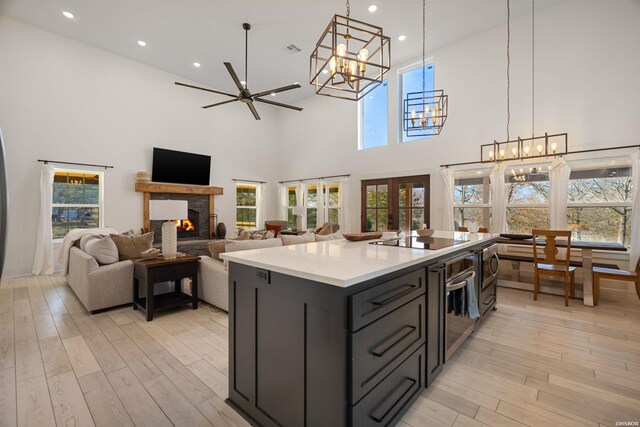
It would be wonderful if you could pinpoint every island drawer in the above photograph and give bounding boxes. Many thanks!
[351,295,425,403]
[350,269,426,331]
[351,345,425,426]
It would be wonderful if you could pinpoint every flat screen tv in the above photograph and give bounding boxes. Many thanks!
[152,147,211,186]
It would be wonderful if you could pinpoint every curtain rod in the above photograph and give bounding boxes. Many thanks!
[233,178,266,184]
[38,159,114,169]
[278,174,351,184]
[440,144,640,168]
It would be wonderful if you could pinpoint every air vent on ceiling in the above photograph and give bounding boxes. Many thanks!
[285,44,302,54]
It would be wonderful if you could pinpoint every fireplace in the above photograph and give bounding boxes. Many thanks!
[172,208,199,239]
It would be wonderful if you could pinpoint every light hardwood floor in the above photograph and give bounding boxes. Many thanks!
[0,275,639,426]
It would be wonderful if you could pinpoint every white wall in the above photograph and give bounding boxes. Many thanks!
[0,16,282,276]
[275,0,640,233]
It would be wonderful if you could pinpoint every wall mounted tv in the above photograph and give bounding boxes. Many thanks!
[152,147,211,186]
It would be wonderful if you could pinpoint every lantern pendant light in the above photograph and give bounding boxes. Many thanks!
[309,0,391,101]
[403,0,448,137]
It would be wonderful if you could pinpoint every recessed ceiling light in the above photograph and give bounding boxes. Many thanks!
[193,62,201,68]
[368,5,378,13]
[137,40,146,47]
[477,171,482,174]
[322,69,329,74]
[240,80,246,85]
[398,35,407,41]
[62,11,74,19]
[271,93,277,97]
[294,82,300,85]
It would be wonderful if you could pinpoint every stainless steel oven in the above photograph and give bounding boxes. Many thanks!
[443,251,477,360]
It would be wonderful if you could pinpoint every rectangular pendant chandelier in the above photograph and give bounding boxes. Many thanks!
[480,133,568,163]
[403,90,449,136]
[309,14,391,101]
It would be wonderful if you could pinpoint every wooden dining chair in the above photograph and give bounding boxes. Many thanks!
[532,230,576,306]
[593,258,640,305]
[458,226,489,233]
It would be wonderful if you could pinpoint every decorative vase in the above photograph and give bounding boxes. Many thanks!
[161,221,178,258]
[216,222,227,240]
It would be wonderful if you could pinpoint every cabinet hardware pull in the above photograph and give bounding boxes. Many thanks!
[446,271,475,292]
[369,377,416,423]
[370,325,417,357]
[371,284,417,306]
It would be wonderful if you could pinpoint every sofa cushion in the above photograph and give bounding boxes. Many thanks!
[208,240,226,262]
[84,236,119,265]
[110,232,154,261]
[280,232,315,246]
[79,234,100,251]
[316,225,333,235]
[315,232,344,242]
[225,238,283,253]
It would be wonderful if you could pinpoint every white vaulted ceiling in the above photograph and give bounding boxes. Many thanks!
[0,0,565,104]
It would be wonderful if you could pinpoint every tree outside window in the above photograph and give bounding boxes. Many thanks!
[567,167,632,246]
[505,167,550,234]
[236,184,257,229]
[287,186,297,229]
[52,170,102,239]
[454,175,491,230]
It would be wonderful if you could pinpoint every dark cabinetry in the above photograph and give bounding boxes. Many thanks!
[426,266,445,386]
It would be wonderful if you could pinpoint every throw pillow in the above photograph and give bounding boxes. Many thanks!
[265,223,282,237]
[79,234,99,252]
[208,240,226,262]
[264,230,275,239]
[315,232,344,242]
[84,236,119,265]
[225,238,283,253]
[317,225,333,235]
[110,232,154,261]
[251,230,267,240]
[280,232,315,246]
[236,231,251,240]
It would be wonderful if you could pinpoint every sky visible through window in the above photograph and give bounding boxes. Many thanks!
[361,81,388,149]
[402,65,434,143]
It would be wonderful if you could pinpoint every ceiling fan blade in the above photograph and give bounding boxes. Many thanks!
[202,99,239,109]
[247,102,261,120]
[251,84,301,99]
[254,98,303,111]
[175,82,237,98]
[224,62,245,92]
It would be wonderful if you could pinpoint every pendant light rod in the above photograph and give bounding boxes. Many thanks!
[422,0,426,94]
[506,0,511,141]
[243,23,250,87]
[531,0,535,138]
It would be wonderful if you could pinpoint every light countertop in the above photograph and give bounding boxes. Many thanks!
[220,231,497,287]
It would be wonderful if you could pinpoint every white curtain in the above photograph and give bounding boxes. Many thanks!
[489,164,507,234]
[255,182,267,230]
[440,168,455,231]
[278,183,288,221]
[315,179,325,228]
[338,177,351,233]
[32,164,55,275]
[549,158,571,230]
[630,151,640,270]
[296,183,305,230]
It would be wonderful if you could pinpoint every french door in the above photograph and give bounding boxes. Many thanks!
[361,175,430,233]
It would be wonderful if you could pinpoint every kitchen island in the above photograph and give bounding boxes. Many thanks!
[221,231,498,427]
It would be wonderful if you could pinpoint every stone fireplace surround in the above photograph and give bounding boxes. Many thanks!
[135,181,224,244]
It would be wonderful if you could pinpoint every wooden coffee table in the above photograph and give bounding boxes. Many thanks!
[133,255,200,321]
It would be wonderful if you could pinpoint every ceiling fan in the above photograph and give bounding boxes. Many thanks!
[175,23,303,120]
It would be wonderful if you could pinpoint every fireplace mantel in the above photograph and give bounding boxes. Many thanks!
[135,181,224,238]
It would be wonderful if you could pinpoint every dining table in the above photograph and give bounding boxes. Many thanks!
[496,237,627,306]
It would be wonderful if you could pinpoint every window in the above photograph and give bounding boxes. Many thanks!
[400,64,434,143]
[454,175,491,230]
[359,80,388,150]
[567,166,632,246]
[326,183,340,224]
[505,166,550,234]
[236,184,257,229]
[287,186,297,230]
[52,170,103,239]
[305,185,320,230]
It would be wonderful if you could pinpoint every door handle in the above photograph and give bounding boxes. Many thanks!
[370,325,417,357]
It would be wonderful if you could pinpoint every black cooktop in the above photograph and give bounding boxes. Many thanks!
[370,236,469,250]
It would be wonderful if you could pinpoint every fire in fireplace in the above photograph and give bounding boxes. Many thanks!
[171,208,199,238]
